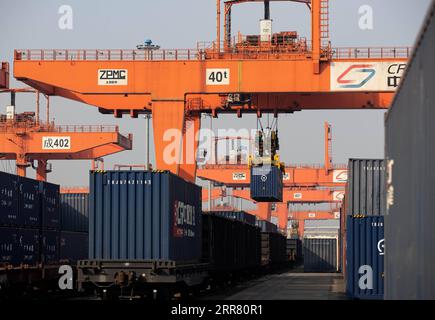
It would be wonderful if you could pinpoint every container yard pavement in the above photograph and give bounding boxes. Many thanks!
[203,272,347,300]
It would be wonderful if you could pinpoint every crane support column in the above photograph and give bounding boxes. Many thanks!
[16,156,28,177]
[272,203,288,231]
[257,202,272,221]
[311,0,321,74]
[36,159,47,181]
[151,101,201,182]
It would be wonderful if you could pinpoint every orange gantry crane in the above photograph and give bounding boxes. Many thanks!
[198,122,345,226]
[288,210,340,238]
[197,122,347,187]
[0,90,133,181]
[13,0,410,182]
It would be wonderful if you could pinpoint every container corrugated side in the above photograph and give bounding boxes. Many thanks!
[384,1,435,300]
[346,216,384,300]
[261,232,287,265]
[89,171,202,262]
[347,159,386,216]
[41,230,60,265]
[303,238,338,273]
[60,231,88,264]
[209,210,256,226]
[60,193,89,233]
[40,181,60,230]
[0,171,19,226]
[250,165,283,202]
[0,227,40,266]
[202,213,261,271]
[18,176,40,227]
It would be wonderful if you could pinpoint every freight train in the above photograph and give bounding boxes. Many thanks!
[0,170,288,300]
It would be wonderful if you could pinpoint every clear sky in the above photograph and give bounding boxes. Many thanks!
[0,0,432,186]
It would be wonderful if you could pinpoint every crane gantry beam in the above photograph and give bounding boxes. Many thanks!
[13,0,410,182]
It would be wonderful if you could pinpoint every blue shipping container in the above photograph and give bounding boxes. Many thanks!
[0,171,19,226]
[346,216,384,300]
[60,193,89,233]
[40,181,60,230]
[41,230,60,265]
[20,228,41,265]
[0,227,40,266]
[60,231,88,264]
[89,171,202,262]
[18,176,40,227]
[250,165,283,202]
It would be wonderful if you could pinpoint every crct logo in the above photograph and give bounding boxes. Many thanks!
[173,201,196,238]
[337,64,376,89]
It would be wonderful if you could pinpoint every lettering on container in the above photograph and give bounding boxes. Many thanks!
[173,201,197,238]
[105,178,152,185]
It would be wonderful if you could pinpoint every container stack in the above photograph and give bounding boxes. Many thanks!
[0,171,60,268]
[344,159,386,300]
[59,192,89,263]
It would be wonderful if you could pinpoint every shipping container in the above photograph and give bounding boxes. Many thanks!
[250,165,283,202]
[304,219,340,238]
[256,219,278,233]
[208,210,256,226]
[202,213,261,271]
[18,176,40,227]
[60,232,88,264]
[41,230,60,265]
[40,181,60,230]
[346,159,386,216]
[20,228,41,265]
[0,227,40,267]
[89,170,202,262]
[0,171,19,226]
[60,193,89,233]
[260,232,287,266]
[384,1,435,300]
[286,239,302,262]
[303,238,338,273]
[346,216,384,300]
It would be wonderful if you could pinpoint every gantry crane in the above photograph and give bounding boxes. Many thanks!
[197,122,347,187]
[198,122,345,223]
[13,0,410,182]
[0,90,133,181]
[287,210,340,238]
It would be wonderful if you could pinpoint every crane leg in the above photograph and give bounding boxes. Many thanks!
[16,156,28,177]
[36,159,47,181]
[273,203,288,231]
[152,101,200,182]
[257,202,272,221]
